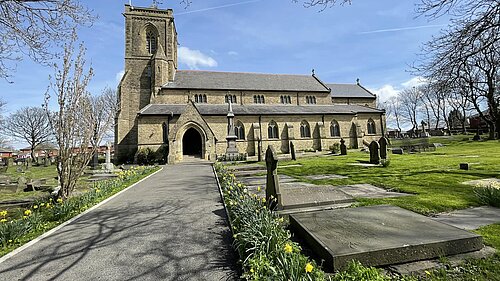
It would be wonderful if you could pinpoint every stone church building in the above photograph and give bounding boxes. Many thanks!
[115,5,386,164]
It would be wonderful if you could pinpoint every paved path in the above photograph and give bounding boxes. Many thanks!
[433,206,500,230]
[0,163,237,281]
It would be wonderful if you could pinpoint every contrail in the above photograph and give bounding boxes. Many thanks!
[358,24,446,34]
[176,0,262,15]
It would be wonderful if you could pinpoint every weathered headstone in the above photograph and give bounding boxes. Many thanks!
[43,157,50,167]
[265,145,282,210]
[26,157,32,168]
[5,158,13,167]
[369,141,380,164]
[340,138,347,155]
[392,148,403,155]
[290,141,296,161]
[378,137,389,159]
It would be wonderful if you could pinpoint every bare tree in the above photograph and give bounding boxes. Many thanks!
[384,95,404,134]
[44,34,114,199]
[399,86,424,136]
[89,87,117,167]
[4,106,53,161]
[415,0,500,138]
[0,0,94,79]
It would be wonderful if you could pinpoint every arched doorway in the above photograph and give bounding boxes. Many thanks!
[182,127,202,157]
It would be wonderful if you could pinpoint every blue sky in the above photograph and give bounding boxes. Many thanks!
[0,0,450,123]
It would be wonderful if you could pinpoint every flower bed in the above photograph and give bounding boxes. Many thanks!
[215,163,325,280]
[474,180,500,208]
[0,165,159,256]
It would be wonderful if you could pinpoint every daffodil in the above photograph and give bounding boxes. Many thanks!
[96,189,101,193]
[257,186,261,192]
[40,203,45,207]
[305,263,314,273]
[33,205,38,209]
[262,198,266,203]
[0,210,7,217]
[0,218,7,223]
[57,198,63,203]
[284,243,293,253]
[24,209,32,216]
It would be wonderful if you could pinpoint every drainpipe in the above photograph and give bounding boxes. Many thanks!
[258,115,262,162]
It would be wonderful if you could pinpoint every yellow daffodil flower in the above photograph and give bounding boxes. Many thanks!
[284,243,293,253]
[305,263,314,273]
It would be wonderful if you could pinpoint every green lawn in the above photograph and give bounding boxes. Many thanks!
[278,138,500,215]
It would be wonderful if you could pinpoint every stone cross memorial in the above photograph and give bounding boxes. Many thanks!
[378,137,388,160]
[104,142,114,171]
[265,145,282,210]
[340,138,347,155]
[369,141,380,164]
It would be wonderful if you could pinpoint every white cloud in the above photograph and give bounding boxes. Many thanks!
[228,51,239,56]
[369,84,399,103]
[115,70,125,83]
[178,47,218,69]
[401,76,427,88]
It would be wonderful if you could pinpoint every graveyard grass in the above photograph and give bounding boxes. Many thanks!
[0,166,58,201]
[279,138,500,216]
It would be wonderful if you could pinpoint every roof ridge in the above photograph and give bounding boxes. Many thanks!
[176,70,312,77]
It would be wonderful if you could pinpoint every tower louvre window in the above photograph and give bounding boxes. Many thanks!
[146,30,157,54]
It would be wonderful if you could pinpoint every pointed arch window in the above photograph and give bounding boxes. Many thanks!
[281,95,291,104]
[330,120,341,137]
[300,120,311,138]
[235,121,245,140]
[268,121,279,139]
[367,119,377,134]
[225,94,237,104]
[146,30,157,54]
[194,94,207,103]
[254,95,265,104]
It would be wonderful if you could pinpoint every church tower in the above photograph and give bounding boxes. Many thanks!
[116,4,178,161]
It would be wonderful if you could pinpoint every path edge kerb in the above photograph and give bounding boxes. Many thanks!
[0,166,164,264]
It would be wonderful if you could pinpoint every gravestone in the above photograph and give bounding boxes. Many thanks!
[290,141,296,161]
[43,157,50,167]
[340,138,347,155]
[379,137,389,159]
[369,141,380,164]
[460,163,469,170]
[26,158,32,168]
[392,148,403,155]
[5,158,13,167]
[265,145,282,210]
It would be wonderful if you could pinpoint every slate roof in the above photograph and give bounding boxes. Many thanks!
[327,83,376,99]
[162,71,330,92]
[139,104,383,116]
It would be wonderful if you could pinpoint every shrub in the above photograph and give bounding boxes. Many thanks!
[380,159,391,167]
[474,181,500,207]
[135,148,154,165]
[329,143,340,154]
[216,163,325,280]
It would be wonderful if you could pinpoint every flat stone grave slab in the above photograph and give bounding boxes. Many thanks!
[232,169,267,177]
[338,184,411,199]
[280,183,354,210]
[305,174,348,180]
[239,175,297,187]
[289,205,483,271]
[433,206,500,230]
[461,178,500,186]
